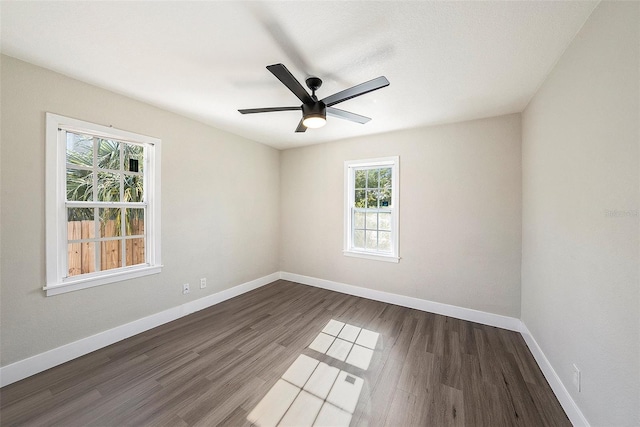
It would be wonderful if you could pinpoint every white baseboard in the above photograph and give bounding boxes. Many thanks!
[280,271,522,331]
[519,323,590,427]
[0,272,280,387]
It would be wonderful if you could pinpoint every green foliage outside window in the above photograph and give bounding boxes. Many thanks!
[354,167,392,208]
[66,133,144,232]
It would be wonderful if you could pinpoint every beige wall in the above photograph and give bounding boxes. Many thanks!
[0,56,280,365]
[280,114,522,317]
[521,2,640,425]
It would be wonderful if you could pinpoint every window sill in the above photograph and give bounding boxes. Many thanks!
[343,250,400,263]
[44,264,163,296]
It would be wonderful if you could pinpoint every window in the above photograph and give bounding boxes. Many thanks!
[344,157,399,262]
[45,113,162,296]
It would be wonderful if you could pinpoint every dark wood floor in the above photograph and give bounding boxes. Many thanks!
[0,280,569,426]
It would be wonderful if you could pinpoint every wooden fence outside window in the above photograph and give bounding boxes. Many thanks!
[67,219,145,276]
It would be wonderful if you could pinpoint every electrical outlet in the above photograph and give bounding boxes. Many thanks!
[182,283,190,295]
[200,278,207,289]
[572,364,581,392]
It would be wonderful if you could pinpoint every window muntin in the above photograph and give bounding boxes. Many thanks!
[344,157,399,262]
[46,113,162,296]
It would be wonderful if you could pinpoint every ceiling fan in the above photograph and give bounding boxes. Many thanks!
[238,63,390,133]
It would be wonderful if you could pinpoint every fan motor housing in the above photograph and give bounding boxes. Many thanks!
[302,101,326,120]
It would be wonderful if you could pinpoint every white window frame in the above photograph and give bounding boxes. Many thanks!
[344,156,400,263]
[45,113,162,296]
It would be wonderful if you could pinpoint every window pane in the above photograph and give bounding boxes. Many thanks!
[380,189,391,207]
[67,207,94,223]
[124,175,144,202]
[97,139,120,170]
[126,238,145,266]
[366,230,378,250]
[97,172,121,202]
[67,208,96,276]
[124,143,144,173]
[367,169,379,188]
[379,212,392,231]
[354,169,366,189]
[67,169,93,201]
[354,230,365,249]
[66,132,93,167]
[126,208,145,236]
[354,211,365,229]
[100,239,122,271]
[379,231,392,252]
[366,190,378,208]
[68,242,96,276]
[355,190,366,208]
[100,208,121,238]
[366,212,378,230]
[379,168,392,189]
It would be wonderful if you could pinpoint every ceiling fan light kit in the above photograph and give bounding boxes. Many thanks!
[301,102,326,128]
[238,63,389,133]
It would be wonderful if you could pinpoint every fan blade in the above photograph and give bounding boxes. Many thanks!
[295,119,307,133]
[239,107,300,114]
[267,64,314,105]
[321,76,390,107]
[327,107,371,124]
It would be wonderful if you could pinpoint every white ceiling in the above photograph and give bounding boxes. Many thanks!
[1,1,597,150]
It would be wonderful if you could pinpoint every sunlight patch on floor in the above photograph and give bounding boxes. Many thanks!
[310,319,380,370]
[247,319,380,427]
[247,354,362,427]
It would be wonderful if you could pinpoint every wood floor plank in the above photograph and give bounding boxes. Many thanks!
[353,355,408,427]
[210,406,251,427]
[396,316,435,397]
[0,352,110,407]
[441,329,463,390]
[53,378,162,427]
[21,389,102,426]
[427,383,466,427]
[181,376,265,425]
[0,389,53,426]
[383,388,423,427]
[526,381,574,426]
[0,280,570,427]
[509,332,547,386]
[461,353,490,427]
